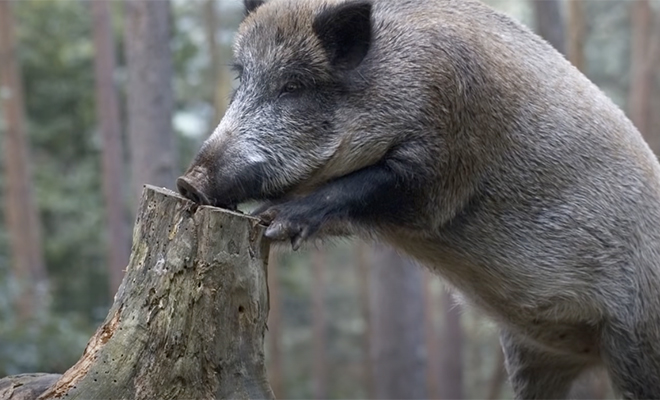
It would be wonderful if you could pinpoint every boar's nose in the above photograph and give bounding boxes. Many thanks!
[177,176,210,205]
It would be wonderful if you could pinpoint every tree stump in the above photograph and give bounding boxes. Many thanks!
[0,185,275,400]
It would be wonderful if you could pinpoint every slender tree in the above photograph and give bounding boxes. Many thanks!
[532,0,566,55]
[204,0,229,123]
[124,0,178,203]
[311,249,328,399]
[650,5,660,156]
[267,249,284,398]
[628,0,657,139]
[566,0,586,72]
[423,272,440,399]
[487,348,506,400]
[0,0,47,318]
[356,242,375,399]
[91,0,130,294]
[438,289,463,399]
[370,245,428,399]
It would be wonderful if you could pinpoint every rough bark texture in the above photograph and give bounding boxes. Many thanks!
[370,245,428,400]
[91,0,131,294]
[0,0,47,318]
[0,375,61,400]
[0,186,274,400]
[124,0,178,203]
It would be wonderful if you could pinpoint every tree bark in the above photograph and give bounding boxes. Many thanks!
[533,0,566,55]
[370,245,428,400]
[91,0,131,294]
[0,186,274,400]
[0,0,47,318]
[124,0,178,204]
[0,375,60,400]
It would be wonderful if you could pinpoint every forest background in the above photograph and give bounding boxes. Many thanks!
[1,0,659,398]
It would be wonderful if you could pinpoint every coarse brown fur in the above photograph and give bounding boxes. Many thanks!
[178,0,660,398]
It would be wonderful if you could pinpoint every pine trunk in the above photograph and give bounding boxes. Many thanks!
[124,0,178,203]
[0,0,47,318]
[438,289,463,399]
[532,0,566,55]
[567,0,586,72]
[311,249,328,400]
[370,245,428,400]
[628,0,653,138]
[91,0,131,294]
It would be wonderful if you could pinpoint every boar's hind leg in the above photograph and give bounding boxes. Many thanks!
[257,157,425,249]
[500,330,587,400]
[601,320,660,400]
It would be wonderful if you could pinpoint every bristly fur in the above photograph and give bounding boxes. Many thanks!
[179,0,660,398]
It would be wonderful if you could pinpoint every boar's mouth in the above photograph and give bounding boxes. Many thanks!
[176,161,295,211]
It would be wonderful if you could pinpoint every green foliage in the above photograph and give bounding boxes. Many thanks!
[0,277,93,376]
[14,0,109,319]
[0,0,221,375]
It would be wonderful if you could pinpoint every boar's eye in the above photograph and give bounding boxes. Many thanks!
[279,82,303,98]
[231,63,244,82]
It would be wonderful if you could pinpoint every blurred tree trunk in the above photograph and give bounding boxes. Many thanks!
[423,272,440,399]
[124,0,178,204]
[566,0,586,72]
[650,7,660,157]
[438,289,463,399]
[266,249,285,399]
[569,370,610,399]
[91,0,130,294]
[311,249,328,399]
[628,0,654,138]
[370,245,428,400]
[0,0,47,318]
[204,0,229,123]
[487,347,506,400]
[532,0,566,55]
[356,242,375,399]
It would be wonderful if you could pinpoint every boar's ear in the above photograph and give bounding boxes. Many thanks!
[244,0,265,16]
[313,0,372,70]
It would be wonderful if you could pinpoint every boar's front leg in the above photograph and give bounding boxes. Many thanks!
[256,157,424,250]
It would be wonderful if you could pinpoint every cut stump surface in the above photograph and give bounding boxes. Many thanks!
[0,185,274,400]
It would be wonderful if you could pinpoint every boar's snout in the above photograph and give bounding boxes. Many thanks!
[176,176,209,205]
[177,165,212,205]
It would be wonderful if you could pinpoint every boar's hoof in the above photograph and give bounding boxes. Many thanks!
[258,205,320,251]
[176,176,210,205]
